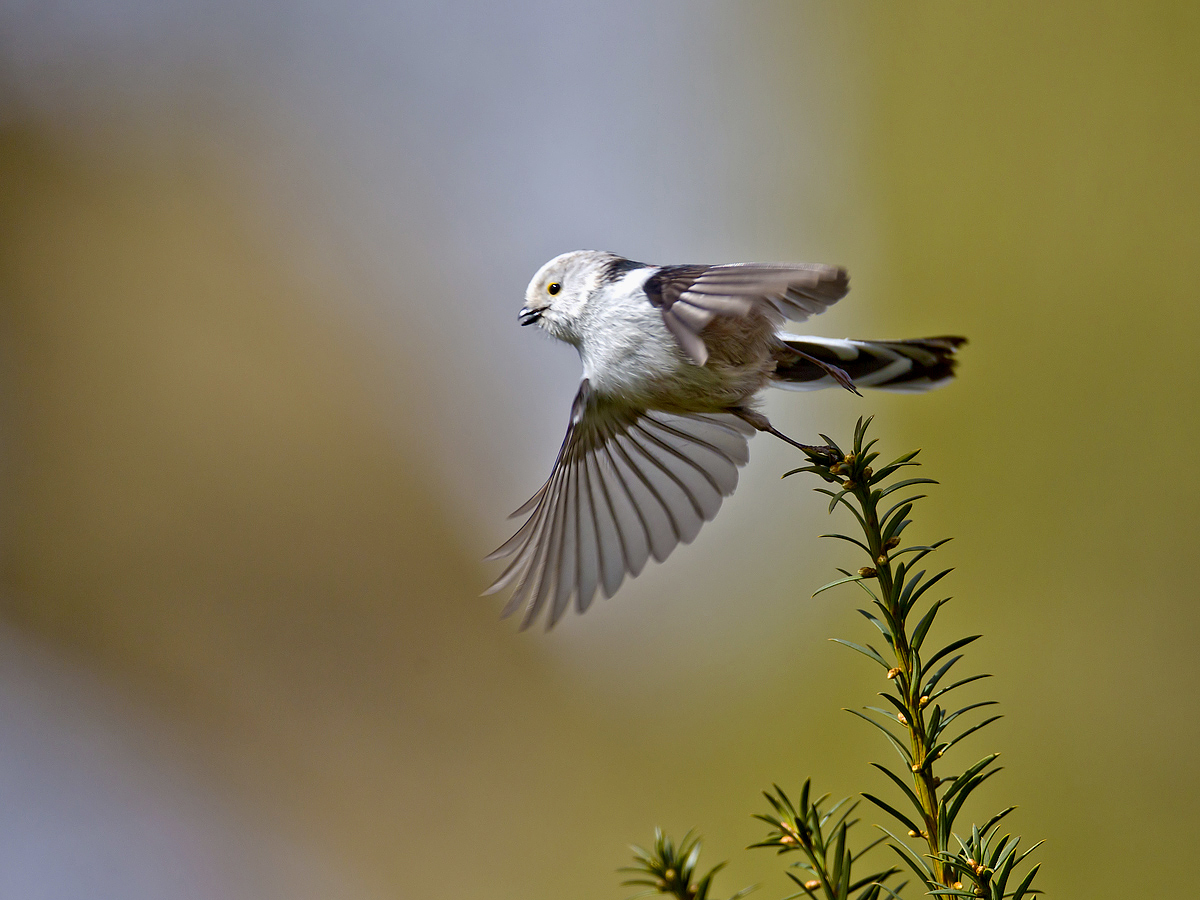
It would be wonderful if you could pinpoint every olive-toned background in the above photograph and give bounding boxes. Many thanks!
[0,3,1196,898]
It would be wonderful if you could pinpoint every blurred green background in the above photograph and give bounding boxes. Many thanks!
[0,3,1196,898]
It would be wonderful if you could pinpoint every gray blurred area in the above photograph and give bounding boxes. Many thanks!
[0,2,1197,898]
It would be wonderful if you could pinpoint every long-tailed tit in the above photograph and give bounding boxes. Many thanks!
[486,250,964,629]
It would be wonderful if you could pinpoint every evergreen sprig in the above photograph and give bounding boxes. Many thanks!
[621,829,755,900]
[785,417,1041,898]
[748,780,901,900]
[622,417,1042,899]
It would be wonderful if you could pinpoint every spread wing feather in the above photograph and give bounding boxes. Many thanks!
[484,381,753,629]
[646,262,849,365]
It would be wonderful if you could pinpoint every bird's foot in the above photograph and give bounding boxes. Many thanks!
[732,408,844,464]
[799,443,842,466]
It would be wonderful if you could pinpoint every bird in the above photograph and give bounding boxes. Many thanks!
[485,250,964,629]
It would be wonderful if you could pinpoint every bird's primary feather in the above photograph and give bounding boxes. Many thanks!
[483,381,753,629]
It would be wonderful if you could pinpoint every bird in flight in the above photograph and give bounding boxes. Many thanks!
[486,250,964,629]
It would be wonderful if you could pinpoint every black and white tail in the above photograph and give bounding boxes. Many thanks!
[772,335,967,393]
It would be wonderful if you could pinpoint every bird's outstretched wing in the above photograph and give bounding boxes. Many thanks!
[643,262,849,365]
[484,380,754,629]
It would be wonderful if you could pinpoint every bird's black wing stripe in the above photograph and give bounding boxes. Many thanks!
[599,255,649,284]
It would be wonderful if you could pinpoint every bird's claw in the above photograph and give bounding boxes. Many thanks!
[802,444,843,466]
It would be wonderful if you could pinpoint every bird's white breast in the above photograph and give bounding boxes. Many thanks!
[577,269,685,400]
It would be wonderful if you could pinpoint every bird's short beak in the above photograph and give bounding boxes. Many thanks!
[518,307,543,326]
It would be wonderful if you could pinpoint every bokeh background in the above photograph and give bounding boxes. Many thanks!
[1,2,1197,898]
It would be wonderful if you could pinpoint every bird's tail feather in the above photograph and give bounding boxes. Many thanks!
[772,335,966,393]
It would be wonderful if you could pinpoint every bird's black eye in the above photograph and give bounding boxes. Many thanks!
[547,282,561,295]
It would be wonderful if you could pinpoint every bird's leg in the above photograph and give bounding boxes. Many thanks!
[732,408,842,464]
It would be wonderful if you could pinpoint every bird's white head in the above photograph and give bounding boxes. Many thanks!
[519,250,625,346]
